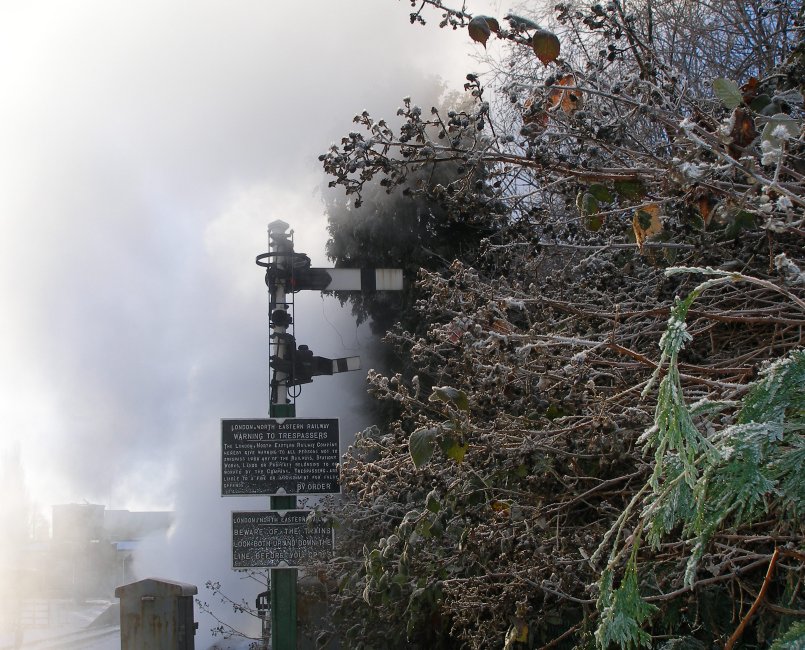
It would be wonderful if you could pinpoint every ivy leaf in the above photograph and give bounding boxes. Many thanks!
[712,78,743,110]
[749,93,772,113]
[578,191,602,230]
[429,386,469,411]
[416,516,435,538]
[362,579,382,606]
[531,29,560,65]
[409,427,436,469]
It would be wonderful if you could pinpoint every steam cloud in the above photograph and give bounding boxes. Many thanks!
[0,1,500,645]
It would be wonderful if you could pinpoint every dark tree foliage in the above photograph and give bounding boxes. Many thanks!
[323,105,504,335]
[308,1,805,648]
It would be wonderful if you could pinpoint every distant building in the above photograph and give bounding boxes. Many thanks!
[1,503,174,638]
[49,503,174,599]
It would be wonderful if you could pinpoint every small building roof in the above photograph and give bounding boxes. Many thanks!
[114,577,197,598]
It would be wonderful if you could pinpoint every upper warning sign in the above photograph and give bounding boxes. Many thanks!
[221,418,340,496]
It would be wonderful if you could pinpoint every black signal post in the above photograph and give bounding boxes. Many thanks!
[225,220,403,650]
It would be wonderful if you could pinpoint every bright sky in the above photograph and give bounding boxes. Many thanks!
[0,0,505,643]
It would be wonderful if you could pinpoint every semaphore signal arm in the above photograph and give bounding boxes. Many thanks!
[257,219,402,398]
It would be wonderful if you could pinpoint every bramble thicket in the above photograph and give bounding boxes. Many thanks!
[311,1,805,648]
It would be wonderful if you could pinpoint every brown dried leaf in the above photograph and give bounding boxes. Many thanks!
[522,95,549,129]
[468,16,492,48]
[490,319,515,335]
[531,29,560,65]
[728,107,758,158]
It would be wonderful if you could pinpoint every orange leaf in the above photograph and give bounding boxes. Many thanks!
[632,204,663,251]
[546,74,583,114]
[741,76,759,105]
[693,193,716,227]
[728,107,758,158]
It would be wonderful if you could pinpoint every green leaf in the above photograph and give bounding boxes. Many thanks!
[363,578,382,606]
[577,190,602,228]
[588,183,614,203]
[712,78,743,109]
[425,489,441,513]
[577,191,599,216]
[614,179,646,200]
[409,428,436,469]
[749,93,772,113]
[774,436,805,518]
[770,620,805,649]
[595,562,658,649]
[688,399,739,417]
[441,437,469,463]
[429,386,469,411]
[545,403,570,419]
[738,349,804,425]
[585,214,603,231]
[759,113,800,146]
[724,210,757,239]
[636,209,653,230]
[658,639,706,649]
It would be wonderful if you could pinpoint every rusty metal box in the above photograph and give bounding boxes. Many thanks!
[115,577,197,649]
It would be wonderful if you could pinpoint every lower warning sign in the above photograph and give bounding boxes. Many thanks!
[231,511,334,569]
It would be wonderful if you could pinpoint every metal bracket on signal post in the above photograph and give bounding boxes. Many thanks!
[271,337,361,386]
